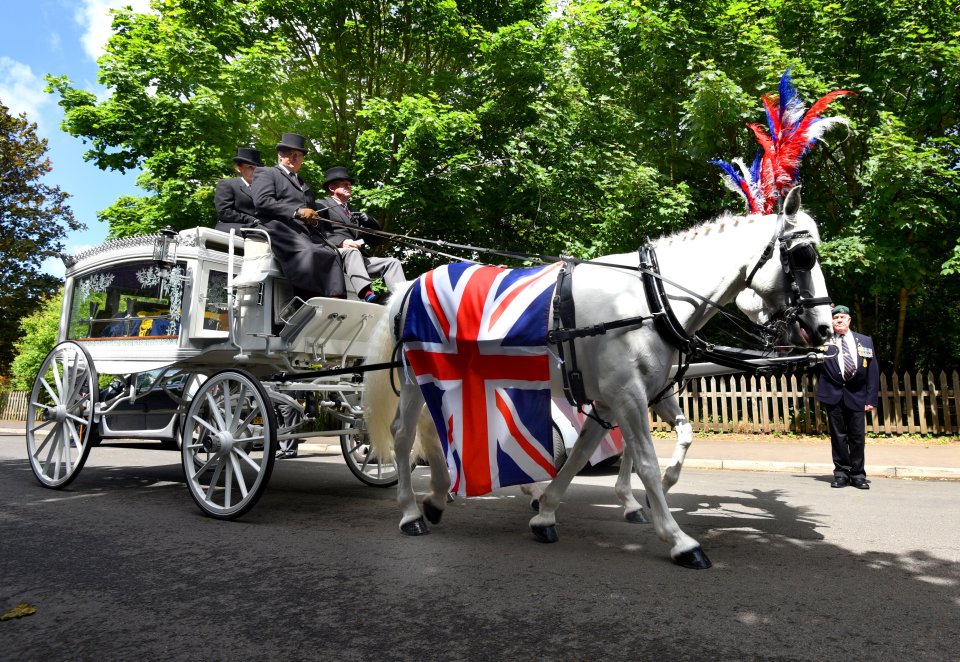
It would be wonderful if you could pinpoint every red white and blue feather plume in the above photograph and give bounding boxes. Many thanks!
[712,70,852,214]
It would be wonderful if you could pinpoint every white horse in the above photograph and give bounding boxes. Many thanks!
[364,188,832,568]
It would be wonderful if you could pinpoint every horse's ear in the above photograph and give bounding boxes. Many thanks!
[783,185,802,221]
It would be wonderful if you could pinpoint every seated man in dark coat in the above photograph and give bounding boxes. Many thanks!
[251,133,346,299]
[214,147,263,233]
[318,166,406,302]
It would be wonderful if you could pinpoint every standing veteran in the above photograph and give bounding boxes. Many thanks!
[214,147,263,233]
[318,166,406,303]
[252,133,346,299]
[815,304,880,490]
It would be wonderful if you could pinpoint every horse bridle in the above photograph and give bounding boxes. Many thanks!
[744,212,832,334]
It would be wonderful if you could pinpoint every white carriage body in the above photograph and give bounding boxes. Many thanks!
[60,227,385,377]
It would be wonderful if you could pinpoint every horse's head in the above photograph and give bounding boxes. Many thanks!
[735,188,833,349]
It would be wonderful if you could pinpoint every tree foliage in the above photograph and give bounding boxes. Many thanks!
[45,0,960,371]
[9,291,63,391]
[0,103,80,373]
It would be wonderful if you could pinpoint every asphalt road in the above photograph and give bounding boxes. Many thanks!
[2,435,959,661]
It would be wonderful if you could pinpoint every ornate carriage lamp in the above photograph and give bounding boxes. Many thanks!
[153,226,180,270]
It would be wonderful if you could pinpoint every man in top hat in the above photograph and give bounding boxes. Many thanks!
[252,133,346,299]
[815,304,880,490]
[214,147,263,233]
[318,166,405,303]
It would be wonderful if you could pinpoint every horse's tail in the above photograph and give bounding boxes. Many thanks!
[363,284,409,463]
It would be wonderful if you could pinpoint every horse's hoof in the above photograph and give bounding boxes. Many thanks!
[400,517,429,536]
[624,508,648,524]
[531,524,559,543]
[530,499,539,512]
[423,499,443,525]
[673,546,712,569]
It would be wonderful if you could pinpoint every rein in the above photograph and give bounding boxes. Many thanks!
[295,212,826,396]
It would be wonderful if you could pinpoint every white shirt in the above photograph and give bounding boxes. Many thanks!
[836,332,856,373]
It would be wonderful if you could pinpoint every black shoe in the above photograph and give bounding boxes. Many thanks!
[851,477,870,490]
[830,475,851,488]
[371,291,391,305]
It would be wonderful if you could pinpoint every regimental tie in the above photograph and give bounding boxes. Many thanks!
[841,335,856,380]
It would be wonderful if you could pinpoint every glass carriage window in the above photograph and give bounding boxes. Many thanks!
[201,270,229,332]
[68,261,185,340]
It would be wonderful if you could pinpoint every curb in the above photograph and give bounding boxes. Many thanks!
[665,458,960,480]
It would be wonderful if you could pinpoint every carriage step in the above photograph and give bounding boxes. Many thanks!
[279,302,318,342]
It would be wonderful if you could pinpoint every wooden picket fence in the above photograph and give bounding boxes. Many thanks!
[3,369,959,436]
[0,391,31,422]
[646,369,960,436]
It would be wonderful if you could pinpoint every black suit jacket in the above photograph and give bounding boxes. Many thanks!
[250,166,345,296]
[214,176,258,232]
[252,165,317,222]
[815,331,880,410]
[317,196,383,248]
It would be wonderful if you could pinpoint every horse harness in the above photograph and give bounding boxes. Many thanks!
[549,214,830,416]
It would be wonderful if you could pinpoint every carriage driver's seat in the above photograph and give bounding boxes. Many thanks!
[232,231,296,327]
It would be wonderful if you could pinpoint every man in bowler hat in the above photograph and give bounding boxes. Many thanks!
[318,166,406,303]
[215,147,263,233]
[251,133,346,299]
[815,304,880,489]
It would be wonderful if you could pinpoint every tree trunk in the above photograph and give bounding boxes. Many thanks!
[893,287,909,372]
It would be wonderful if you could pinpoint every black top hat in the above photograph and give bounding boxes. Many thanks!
[276,133,308,154]
[232,147,263,166]
[323,166,355,189]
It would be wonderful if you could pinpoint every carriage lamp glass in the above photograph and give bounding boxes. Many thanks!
[153,226,179,266]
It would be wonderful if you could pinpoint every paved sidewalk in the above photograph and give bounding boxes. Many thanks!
[5,420,959,480]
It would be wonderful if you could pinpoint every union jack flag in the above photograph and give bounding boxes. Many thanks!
[401,261,562,496]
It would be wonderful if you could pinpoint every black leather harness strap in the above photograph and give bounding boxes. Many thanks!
[551,261,587,407]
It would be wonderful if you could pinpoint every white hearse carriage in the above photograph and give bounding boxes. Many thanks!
[25,226,391,519]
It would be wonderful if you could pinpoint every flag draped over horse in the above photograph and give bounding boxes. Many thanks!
[400,261,562,495]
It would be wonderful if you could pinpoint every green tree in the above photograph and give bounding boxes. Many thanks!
[45,0,960,371]
[10,291,63,390]
[0,103,81,374]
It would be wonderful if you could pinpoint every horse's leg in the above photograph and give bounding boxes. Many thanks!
[614,396,686,523]
[415,406,451,525]
[392,383,431,535]
[614,451,647,523]
[617,400,711,569]
[520,482,545,510]
[529,413,608,543]
[654,395,693,494]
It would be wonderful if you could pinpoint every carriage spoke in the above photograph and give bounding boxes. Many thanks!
[62,432,74,475]
[235,405,259,435]
[40,377,60,407]
[205,462,224,501]
[224,460,233,508]
[32,431,53,459]
[42,427,62,476]
[65,412,88,426]
[223,381,236,429]
[51,359,65,401]
[204,390,227,430]
[233,446,261,472]
[191,412,222,437]
[229,453,249,499]
[191,454,218,480]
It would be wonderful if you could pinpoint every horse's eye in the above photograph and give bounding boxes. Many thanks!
[788,244,818,271]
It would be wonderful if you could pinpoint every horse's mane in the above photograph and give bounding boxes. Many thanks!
[655,211,771,248]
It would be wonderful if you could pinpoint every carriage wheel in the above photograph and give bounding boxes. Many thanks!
[340,416,400,487]
[181,369,277,519]
[26,341,99,488]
